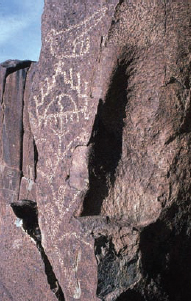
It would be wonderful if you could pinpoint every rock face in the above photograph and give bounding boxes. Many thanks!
[0,60,58,300]
[1,1,191,301]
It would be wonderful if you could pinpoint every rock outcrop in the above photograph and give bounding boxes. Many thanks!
[0,60,60,300]
[1,1,191,300]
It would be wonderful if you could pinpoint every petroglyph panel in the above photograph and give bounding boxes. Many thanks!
[28,3,117,300]
[46,7,107,59]
[30,8,109,218]
[31,6,108,132]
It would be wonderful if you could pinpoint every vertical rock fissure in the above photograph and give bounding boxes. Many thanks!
[1,72,6,160]
[33,139,38,181]
[81,55,134,216]
[18,64,33,203]
[164,1,167,35]
[10,200,65,301]
[1,76,6,105]
[1,70,7,106]
[20,67,30,173]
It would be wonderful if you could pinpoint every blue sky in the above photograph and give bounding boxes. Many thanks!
[0,0,44,63]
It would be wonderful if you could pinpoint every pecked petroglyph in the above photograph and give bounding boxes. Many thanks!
[33,62,89,132]
[32,7,108,134]
[30,8,109,257]
[46,7,107,59]
[63,68,88,99]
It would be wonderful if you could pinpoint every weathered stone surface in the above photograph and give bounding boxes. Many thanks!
[19,62,37,201]
[0,203,57,301]
[1,1,191,301]
[29,1,191,300]
[0,61,58,300]
[0,61,30,204]
[29,2,119,299]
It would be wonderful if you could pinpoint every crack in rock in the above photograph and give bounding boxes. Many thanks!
[10,199,65,301]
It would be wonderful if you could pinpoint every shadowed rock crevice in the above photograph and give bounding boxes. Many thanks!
[1,60,32,104]
[20,68,31,172]
[94,234,139,299]
[95,235,117,298]
[81,54,134,216]
[11,200,65,301]
[116,289,145,301]
[139,201,191,301]
[1,60,32,79]
[33,139,38,180]
[1,60,34,180]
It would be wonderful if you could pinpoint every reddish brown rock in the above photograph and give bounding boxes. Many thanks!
[0,61,58,300]
[0,60,32,203]
[29,1,191,300]
[0,203,57,301]
[1,1,191,301]
[29,2,118,300]
[19,62,37,202]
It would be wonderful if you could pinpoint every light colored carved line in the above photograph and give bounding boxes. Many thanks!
[61,37,90,59]
[48,6,107,37]
[63,68,88,98]
[47,6,107,59]
[42,93,79,125]
[35,65,89,125]
[63,69,80,93]
[44,112,80,130]
[37,137,81,182]
[36,61,65,109]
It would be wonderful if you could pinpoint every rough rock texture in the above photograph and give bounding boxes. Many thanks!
[0,60,58,300]
[28,0,191,300]
[1,1,191,300]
